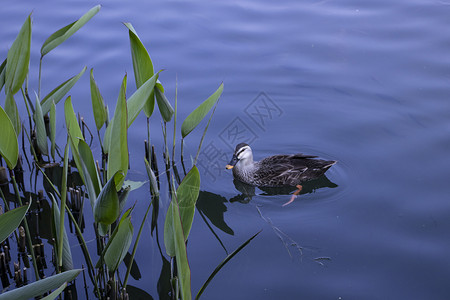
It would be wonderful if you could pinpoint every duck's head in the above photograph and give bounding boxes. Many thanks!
[226,143,253,169]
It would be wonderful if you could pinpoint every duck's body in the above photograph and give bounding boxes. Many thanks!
[226,143,336,187]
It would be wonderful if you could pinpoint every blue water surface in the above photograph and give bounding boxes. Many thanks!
[1,0,450,299]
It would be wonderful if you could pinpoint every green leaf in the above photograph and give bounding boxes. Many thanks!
[0,203,30,243]
[195,231,260,300]
[172,186,192,300]
[124,22,155,117]
[103,72,160,153]
[127,71,160,127]
[4,92,21,136]
[5,14,31,95]
[40,5,101,56]
[123,180,146,191]
[0,106,19,169]
[90,68,107,131]
[181,83,223,138]
[155,85,174,122]
[104,211,134,273]
[34,97,49,156]
[78,139,102,209]
[107,75,128,190]
[0,58,6,92]
[40,282,67,300]
[50,101,56,160]
[144,158,159,198]
[94,171,122,229]
[0,269,81,300]
[50,194,73,271]
[41,66,87,115]
[64,96,85,184]
[164,166,200,257]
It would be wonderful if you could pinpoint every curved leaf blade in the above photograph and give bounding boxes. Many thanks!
[104,212,134,273]
[107,75,128,190]
[40,282,67,300]
[124,22,155,117]
[78,139,102,208]
[34,97,49,156]
[195,231,260,300]
[50,195,73,271]
[0,106,19,169]
[41,66,87,115]
[90,69,107,131]
[50,101,56,160]
[127,71,160,127]
[172,187,192,300]
[0,269,81,300]
[64,96,86,184]
[4,93,21,136]
[94,171,122,228]
[164,166,200,257]
[40,5,101,56]
[0,203,30,243]
[5,14,31,95]
[181,83,223,138]
[155,85,174,122]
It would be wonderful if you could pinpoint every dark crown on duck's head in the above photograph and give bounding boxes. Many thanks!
[235,142,249,153]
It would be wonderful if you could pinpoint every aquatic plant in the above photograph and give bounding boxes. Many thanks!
[0,5,258,299]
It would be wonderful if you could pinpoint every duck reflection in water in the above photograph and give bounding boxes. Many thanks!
[229,176,338,204]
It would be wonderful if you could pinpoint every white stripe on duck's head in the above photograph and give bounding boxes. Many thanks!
[226,143,253,169]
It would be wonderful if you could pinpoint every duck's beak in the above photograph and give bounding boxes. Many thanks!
[225,154,238,170]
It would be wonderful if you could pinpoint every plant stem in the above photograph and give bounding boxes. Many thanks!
[122,200,152,288]
[38,56,43,100]
[10,173,40,281]
[57,139,70,271]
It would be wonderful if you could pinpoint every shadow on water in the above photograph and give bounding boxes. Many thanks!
[229,175,338,204]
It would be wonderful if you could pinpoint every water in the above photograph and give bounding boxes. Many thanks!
[1,0,450,299]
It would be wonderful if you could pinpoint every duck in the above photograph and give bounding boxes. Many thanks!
[225,143,336,187]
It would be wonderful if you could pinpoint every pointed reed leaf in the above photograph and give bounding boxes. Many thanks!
[41,66,87,115]
[164,166,200,257]
[40,282,67,300]
[57,138,70,270]
[94,171,122,228]
[95,207,132,269]
[124,22,155,117]
[118,185,131,215]
[0,106,19,169]
[127,71,160,126]
[40,5,101,57]
[195,231,260,300]
[104,210,134,273]
[0,58,6,92]
[144,158,159,198]
[0,269,81,300]
[78,139,102,209]
[103,72,160,153]
[64,96,86,183]
[5,14,31,95]
[107,75,128,190]
[50,194,73,271]
[171,186,192,300]
[0,203,30,243]
[155,84,174,122]
[50,101,56,160]
[181,83,223,138]
[89,68,107,131]
[4,92,21,136]
[34,97,49,155]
